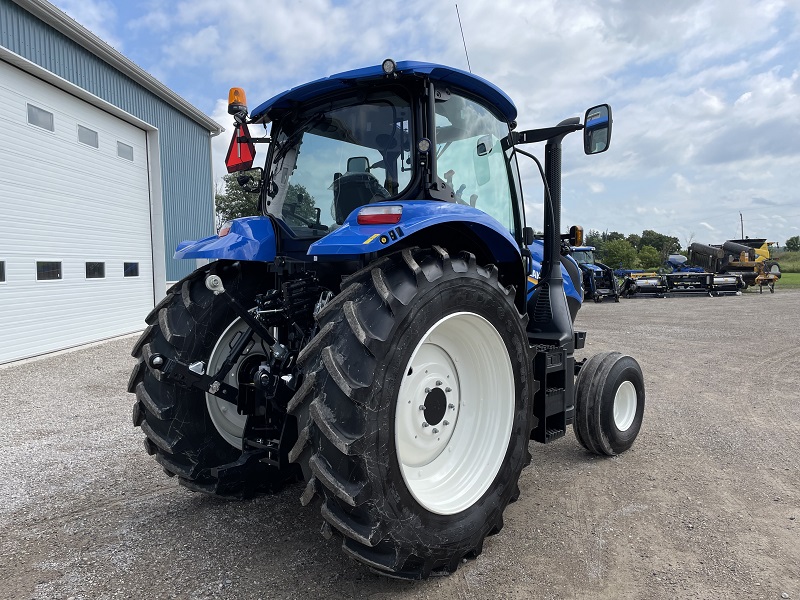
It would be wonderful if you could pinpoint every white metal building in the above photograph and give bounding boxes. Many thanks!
[0,0,223,364]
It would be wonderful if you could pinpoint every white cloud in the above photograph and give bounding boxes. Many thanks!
[50,0,800,245]
[51,0,123,50]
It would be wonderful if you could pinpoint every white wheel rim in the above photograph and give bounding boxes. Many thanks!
[613,380,637,431]
[206,317,267,449]
[394,312,515,515]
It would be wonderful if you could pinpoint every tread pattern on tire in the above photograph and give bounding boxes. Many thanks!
[289,246,532,579]
[129,261,283,497]
[574,351,644,456]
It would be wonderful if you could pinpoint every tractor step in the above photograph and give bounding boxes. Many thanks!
[530,347,575,444]
[544,428,565,442]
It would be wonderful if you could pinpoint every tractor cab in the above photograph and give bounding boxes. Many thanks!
[224,60,524,244]
[132,59,642,581]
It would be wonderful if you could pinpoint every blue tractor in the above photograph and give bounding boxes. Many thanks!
[570,245,620,303]
[129,60,644,579]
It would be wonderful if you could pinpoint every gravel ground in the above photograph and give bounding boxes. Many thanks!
[1,289,798,600]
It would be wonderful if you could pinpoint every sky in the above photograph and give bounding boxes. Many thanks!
[50,0,800,246]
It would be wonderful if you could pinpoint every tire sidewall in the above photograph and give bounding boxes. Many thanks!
[599,359,645,454]
[369,272,531,545]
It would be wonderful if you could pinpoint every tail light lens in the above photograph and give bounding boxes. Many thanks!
[357,205,402,225]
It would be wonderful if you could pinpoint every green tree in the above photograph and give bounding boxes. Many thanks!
[640,229,681,261]
[626,233,642,250]
[603,239,641,269]
[215,172,316,226]
[584,229,604,252]
[786,236,800,252]
[637,245,662,269]
[284,183,317,223]
[215,172,260,225]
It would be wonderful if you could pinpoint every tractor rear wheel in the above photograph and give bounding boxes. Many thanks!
[573,352,644,456]
[289,247,533,579]
[128,261,290,496]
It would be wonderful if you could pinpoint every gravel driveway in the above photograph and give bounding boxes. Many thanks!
[1,289,798,599]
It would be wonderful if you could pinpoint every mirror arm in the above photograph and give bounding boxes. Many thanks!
[507,122,583,147]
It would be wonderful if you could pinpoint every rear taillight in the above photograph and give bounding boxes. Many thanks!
[357,205,402,225]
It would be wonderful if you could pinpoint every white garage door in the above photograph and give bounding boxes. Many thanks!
[0,60,154,364]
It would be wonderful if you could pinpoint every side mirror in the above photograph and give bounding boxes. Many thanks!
[476,135,493,157]
[473,135,494,186]
[523,226,535,246]
[583,104,612,155]
[569,225,584,247]
[347,156,370,173]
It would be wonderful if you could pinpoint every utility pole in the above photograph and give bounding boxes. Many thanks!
[740,212,744,239]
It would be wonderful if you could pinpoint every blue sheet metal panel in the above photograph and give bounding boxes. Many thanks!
[173,216,277,262]
[308,201,521,263]
[525,240,581,304]
[0,0,214,282]
[251,61,518,123]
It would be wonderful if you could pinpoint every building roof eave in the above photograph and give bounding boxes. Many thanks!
[12,0,224,136]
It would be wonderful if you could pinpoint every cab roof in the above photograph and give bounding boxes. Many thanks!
[250,61,517,123]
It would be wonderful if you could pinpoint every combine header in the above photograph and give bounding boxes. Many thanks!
[619,255,743,298]
[689,239,781,293]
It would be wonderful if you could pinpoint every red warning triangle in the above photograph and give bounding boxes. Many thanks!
[225,123,256,173]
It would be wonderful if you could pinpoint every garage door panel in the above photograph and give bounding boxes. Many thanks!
[0,60,154,364]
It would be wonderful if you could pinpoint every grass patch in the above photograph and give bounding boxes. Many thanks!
[776,272,800,289]
[774,251,800,273]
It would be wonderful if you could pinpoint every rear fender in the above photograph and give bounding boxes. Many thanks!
[174,216,277,262]
[526,241,583,306]
[308,201,521,264]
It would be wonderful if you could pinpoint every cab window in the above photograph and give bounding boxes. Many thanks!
[434,93,515,233]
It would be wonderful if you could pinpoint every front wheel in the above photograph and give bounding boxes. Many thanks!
[573,352,644,456]
[289,247,533,579]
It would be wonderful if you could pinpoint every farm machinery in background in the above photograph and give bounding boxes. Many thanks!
[569,246,620,302]
[617,254,744,297]
[688,239,781,293]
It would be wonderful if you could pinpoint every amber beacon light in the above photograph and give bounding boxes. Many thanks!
[228,87,248,115]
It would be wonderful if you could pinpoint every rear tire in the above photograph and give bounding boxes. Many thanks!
[289,247,533,578]
[128,261,290,496]
[573,352,644,456]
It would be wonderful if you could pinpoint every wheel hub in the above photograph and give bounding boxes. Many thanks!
[395,346,461,469]
[394,312,514,515]
[206,317,267,449]
[423,387,448,426]
[613,380,637,432]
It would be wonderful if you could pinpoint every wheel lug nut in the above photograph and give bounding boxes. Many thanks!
[436,380,442,386]
[418,405,425,411]
[445,387,452,393]
[443,420,449,426]
[448,403,455,410]
[422,422,429,428]
[432,428,439,434]
[425,387,431,393]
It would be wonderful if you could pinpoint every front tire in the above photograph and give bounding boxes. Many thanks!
[289,247,533,578]
[573,352,645,456]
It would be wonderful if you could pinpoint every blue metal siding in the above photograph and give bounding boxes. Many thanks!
[1,0,214,281]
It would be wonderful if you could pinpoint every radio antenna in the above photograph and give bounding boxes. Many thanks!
[455,4,472,73]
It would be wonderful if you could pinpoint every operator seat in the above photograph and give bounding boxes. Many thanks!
[332,158,391,224]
